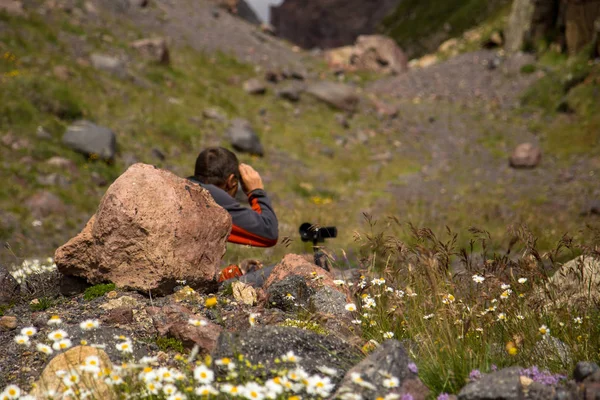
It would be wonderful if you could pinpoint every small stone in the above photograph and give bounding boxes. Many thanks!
[509,143,541,169]
[243,78,267,95]
[0,316,17,331]
[36,126,53,139]
[30,298,40,305]
[203,108,227,121]
[103,306,134,325]
[106,291,118,299]
[226,119,264,156]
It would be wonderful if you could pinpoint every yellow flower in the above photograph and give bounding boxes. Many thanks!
[205,297,218,308]
[506,341,518,356]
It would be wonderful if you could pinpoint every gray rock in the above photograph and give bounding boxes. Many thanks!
[335,113,350,129]
[276,82,304,102]
[334,340,429,399]
[36,126,52,140]
[574,361,599,382]
[37,173,71,188]
[243,78,267,95]
[0,265,20,306]
[63,120,117,161]
[266,275,315,311]
[509,143,541,169]
[25,191,66,218]
[203,108,227,122]
[533,336,572,366]
[305,81,359,112]
[90,53,127,78]
[309,286,346,316]
[226,118,264,156]
[212,326,362,382]
[458,366,523,400]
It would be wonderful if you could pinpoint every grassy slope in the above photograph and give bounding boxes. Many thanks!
[381,0,511,58]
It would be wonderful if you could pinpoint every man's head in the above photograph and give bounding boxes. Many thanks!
[194,147,240,197]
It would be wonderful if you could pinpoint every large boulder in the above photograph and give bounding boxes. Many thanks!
[212,326,362,382]
[30,346,115,400]
[326,35,408,75]
[305,81,359,112]
[55,163,231,295]
[334,340,429,399]
[62,120,117,161]
[226,118,264,156]
[505,0,560,53]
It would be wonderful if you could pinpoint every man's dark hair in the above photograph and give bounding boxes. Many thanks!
[194,147,240,186]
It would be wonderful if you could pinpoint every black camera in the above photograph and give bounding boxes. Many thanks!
[299,223,337,245]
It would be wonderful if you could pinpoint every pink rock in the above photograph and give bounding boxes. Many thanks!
[55,163,231,295]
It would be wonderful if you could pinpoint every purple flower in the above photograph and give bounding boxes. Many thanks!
[469,369,482,381]
[521,366,566,386]
[401,394,414,400]
[437,394,451,400]
[491,364,498,372]
[407,362,418,374]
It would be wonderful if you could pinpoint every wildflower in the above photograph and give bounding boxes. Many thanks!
[163,383,178,396]
[81,355,101,373]
[306,375,334,397]
[62,370,80,387]
[194,364,214,384]
[264,378,284,397]
[469,369,482,381]
[517,314,525,320]
[167,393,187,400]
[382,376,399,388]
[423,314,434,320]
[116,341,133,353]
[105,372,124,386]
[351,319,362,325]
[350,372,376,390]
[285,293,295,301]
[345,303,357,312]
[221,383,242,396]
[20,327,37,337]
[146,381,163,395]
[497,313,507,321]
[139,356,158,365]
[242,382,265,400]
[188,319,208,327]
[281,351,301,363]
[36,343,53,355]
[48,329,68,341]
[249,313,259,327]
[383,331,394,339]
[506,342,518,356]
[501,283,511,290]
[79,319,100,331]
[157,367,176,383]
[475,327,484,332]
[317,365,338,376]
[215,357,236,371]
[442,294,455,304]
[47,315,62,325]
[195,384,219,396]
[539,325,550,336]
[574,317,583,324]
[341,394,363,400]
[371,278,385,286]
[401,394,414,400]
[205,296,217,308]
[518,278,528,284]
[3,385,20,399]
[408,363,418,374]
[333,279,345,286]
[472,275,485,283]
[52,339,73,351]
[395,290,405,298]
[437,394,451,400]
[500,290,512,299]
[14,335,30,346]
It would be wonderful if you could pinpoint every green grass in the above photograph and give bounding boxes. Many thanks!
[83,283,116,301]
[29,297,54,311]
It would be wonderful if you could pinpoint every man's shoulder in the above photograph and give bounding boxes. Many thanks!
[187,178,236,206]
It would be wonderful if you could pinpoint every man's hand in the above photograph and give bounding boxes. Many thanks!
[239,163,264,194]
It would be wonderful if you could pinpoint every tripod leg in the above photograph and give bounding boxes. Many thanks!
[313,247,330,272]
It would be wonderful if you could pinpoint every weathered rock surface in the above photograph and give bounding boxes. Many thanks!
[226,118,264,156]
[147,303,223,352]
[305,81,359,112]
[55,163,231,295]
[543,255,600,308]
[266,275,315,311]
[326,35,408,75]
[270,0,402,50]
[25,191,66,219]
[30,346,115,400]
[0,315,17,331]
[62,120,117,161]
[458,366,523,400]
[309,286,347,316]
[213,326,362,381]
[334,340,429,399]
[509,142,541,169]
[130,37,170,65]
[0,266,20,306]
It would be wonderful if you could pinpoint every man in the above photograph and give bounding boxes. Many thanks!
[188,147,278,248]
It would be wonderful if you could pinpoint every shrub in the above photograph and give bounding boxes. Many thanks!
[83,283,116,301]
